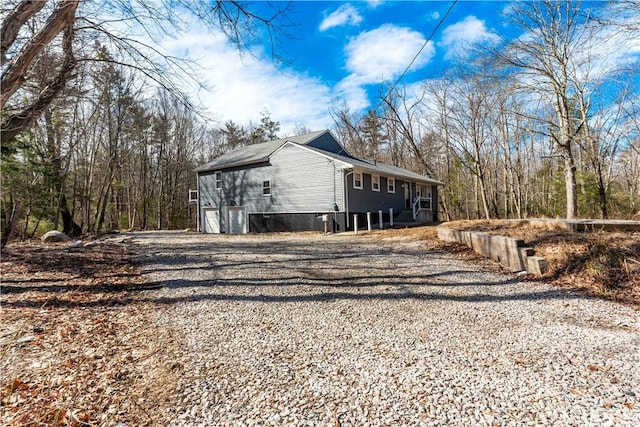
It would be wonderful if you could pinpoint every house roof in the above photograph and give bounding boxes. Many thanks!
[193,139,282,172]
[301,145,444,186]
[195,129,444,185]
[194,130,330,172]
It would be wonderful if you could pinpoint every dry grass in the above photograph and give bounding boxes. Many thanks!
[370,221,640,308]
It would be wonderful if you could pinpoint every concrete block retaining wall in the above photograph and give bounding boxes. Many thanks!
[436,226,548,275]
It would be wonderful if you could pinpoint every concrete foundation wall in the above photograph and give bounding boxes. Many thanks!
[248,212,346,233]
[436,227,548,275]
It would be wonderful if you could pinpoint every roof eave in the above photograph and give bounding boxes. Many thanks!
[353,165,445,186]
[194,157,270,173]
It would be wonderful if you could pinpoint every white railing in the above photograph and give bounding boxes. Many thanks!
[412,196,420,220]
[412,197,432,220]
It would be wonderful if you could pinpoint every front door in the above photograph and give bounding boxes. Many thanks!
[404,181,411,209]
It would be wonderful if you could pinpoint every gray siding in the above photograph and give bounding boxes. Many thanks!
[268,144,345,212]
[199,162,273,209]
[347,172,406,213]
[198,144,345,230]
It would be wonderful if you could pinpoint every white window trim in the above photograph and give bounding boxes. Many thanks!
[262,179,272,196]
[372,174,380,192]
[387,177,395,193]
[353,172,363,190]
[215,171,222,190]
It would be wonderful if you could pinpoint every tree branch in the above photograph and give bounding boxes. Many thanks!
[0,0,46,62]
[1,0,79,109]
[1,21,76,145]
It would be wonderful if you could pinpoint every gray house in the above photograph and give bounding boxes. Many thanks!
[194,130,443,233]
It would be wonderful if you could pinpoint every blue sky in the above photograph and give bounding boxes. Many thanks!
[286,1,500,84]
[161,1,636,134]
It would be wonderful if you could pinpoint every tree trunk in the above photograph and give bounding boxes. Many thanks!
[596,164,609,219]
[562,148,578,219]
[60,193,81,237]
[1,0,79,108]
[1,199,19,249]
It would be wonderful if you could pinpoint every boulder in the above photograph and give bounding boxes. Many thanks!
[41,230,71,243]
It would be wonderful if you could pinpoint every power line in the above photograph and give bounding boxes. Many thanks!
[383,0,458,100]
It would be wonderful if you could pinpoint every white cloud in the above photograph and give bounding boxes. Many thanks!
[582,26,640,81]
[334,76,374,112]
[440,16,497,59]
[367,0,383,9]
[165,30,335,133]
[319,4,363,32]
[429,11,440,21]
[343,24,435,85]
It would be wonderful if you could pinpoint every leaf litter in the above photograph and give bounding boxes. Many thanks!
[1,240,182,426]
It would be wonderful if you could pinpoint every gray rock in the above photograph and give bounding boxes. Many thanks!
[41,230,70,243]
[68,240,83,248]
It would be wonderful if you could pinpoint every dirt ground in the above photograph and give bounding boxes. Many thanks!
[0,240,181,426]
[1,223,638,425]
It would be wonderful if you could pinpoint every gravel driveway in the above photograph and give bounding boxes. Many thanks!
[132,230,640,426]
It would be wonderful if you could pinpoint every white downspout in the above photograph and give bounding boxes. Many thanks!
[196,173,201,232]
[344,169,353,229]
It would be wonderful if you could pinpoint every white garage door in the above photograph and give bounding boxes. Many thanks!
[227,207,247,234]
[203,209,220,233]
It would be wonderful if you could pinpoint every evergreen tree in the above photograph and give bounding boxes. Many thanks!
[360,110,386,159]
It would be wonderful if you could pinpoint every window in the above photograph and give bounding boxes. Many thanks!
[387,177,395,193]
[262,180,271,196]
[215,171,222,190]
[418,184,432,209]
[188,189,198,202]
[372,175,380,192]
[353,172,363,189]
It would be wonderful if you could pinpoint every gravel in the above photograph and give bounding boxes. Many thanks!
[131,230,640,426]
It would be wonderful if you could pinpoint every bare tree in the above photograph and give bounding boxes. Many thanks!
[497,0,598,219]
[379,86,437,176]
[1,0,291,145]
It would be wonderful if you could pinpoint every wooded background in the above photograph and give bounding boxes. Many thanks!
[1,1,639,244]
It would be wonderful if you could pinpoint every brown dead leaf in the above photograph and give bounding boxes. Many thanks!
[1,241,182,426]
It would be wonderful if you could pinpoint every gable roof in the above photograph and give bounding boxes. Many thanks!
[194,130,331,172]
[195,130,443,185]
